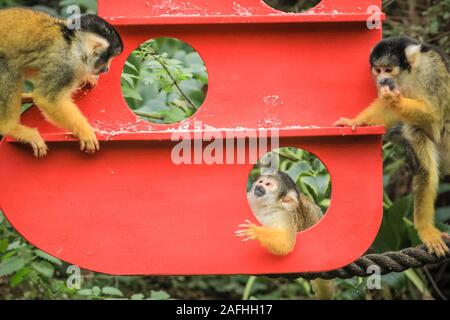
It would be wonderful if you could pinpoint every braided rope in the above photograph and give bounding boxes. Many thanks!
[274,238,450,280]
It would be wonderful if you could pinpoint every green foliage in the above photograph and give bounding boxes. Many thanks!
[383,0,450,55]
[121,38,208,124]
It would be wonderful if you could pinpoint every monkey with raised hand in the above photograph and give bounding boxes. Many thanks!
[334,37,450,257]
[0,8,123,157]
[236,171,334,299]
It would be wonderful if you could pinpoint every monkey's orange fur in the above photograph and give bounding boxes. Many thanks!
[243,224,296,256]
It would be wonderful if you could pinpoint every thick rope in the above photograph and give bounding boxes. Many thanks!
[273,238,450,280]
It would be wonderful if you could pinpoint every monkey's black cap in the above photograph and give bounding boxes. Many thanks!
[79,14,124,57]
[370,36,420,71]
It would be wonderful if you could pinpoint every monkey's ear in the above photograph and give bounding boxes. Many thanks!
[281,190,299,211]
[81,32,110,55]
[405,45,422,68]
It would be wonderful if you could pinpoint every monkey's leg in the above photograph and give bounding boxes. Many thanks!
[0,61,47,157]
[33,93,99,153]
[405,128,449,257]
[236,221,296,256]
[311,279,335,300]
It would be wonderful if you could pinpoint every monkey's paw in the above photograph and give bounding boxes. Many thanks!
[79,75,99,91]
[235,220,257,242]
[380,86,401,106]
[419,227,450,258]
[333,117,366,132]
[79,131,100,154]
[29,136,48,158]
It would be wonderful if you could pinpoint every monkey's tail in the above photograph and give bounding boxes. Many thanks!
[385,124,420,173]
[311,279,335,300]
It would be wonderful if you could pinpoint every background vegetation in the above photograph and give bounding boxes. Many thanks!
[122,38,208,124]
[0,0,449,300]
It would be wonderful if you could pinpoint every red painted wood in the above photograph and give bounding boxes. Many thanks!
[0,0,385,275]
[99,0,385,25]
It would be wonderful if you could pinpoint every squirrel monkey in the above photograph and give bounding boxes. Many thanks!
[334,37,450,257]
[236,171,334,299]
[0,8,123,157]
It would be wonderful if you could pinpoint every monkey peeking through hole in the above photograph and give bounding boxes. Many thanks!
[235,170,334,299]
[236,171,323,256]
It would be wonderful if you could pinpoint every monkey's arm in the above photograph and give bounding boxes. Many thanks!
[236,220,296,256]
[392,97,438,128]
[334,98,397,130]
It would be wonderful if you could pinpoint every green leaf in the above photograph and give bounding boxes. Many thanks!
[34,250,62,266]
[124,61,139,73]
[31,261,54,278]
[436,206,450,223]
[161,107,188,123]
[149,290,170,300]
[10,267,32,287]
[77,289,93,296]
[404,269,428,294]
[372,196,412,252]
[131,293,145,300]
[122,86,143,101]
[381,272,406,291]
[301,175,330,199]
[0,256,26,277]
[7,240,22,251]
[102,287,124,297]
[286,161,312,182]
[0,239,8,253]
[92,286,101,296]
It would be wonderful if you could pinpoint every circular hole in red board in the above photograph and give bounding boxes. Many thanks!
[121,37,209,124]
[261,0,322,13]
[247,147,331,234]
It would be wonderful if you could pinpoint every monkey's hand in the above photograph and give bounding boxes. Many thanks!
[333,117,368,132]
[235,220,295,256]
[235,219,257,242]
[79,74,99,91]
[418,226,450,258]
[380,86,402,106]
[78,129,100,154]
[13,127,48,158]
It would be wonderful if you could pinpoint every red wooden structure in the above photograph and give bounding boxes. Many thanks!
[0,0,385,275]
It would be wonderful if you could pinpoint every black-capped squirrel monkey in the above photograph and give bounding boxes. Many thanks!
[335,37,450,257]
[236,171,334,300]
[0,8,123,157]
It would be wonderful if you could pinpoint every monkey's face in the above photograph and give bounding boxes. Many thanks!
[92,54,114,75]
[370,37,424,93]
[251,175,280,205]
[248,173,299,213]
[81,33,121,76]
[89,45,116,75]
[371,62,400,91]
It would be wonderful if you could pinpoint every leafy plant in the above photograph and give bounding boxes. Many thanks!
[121,38,208,124]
